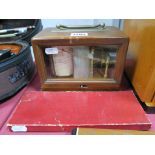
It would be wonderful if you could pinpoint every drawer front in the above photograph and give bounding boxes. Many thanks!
[42,81,119,91]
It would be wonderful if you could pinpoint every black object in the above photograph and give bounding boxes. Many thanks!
[0,19,42,45]
[0,49,11,61]
[0,19,42,102]
[71,128,77,135]
[0,42,35,102]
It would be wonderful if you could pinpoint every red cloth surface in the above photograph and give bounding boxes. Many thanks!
[0,74,39,129]
[8,91,151,132]
[0,88,27,129]
[0,75,69,135]
[0,74,154,134]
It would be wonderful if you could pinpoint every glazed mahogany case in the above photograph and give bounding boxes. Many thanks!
[32,25,129,91]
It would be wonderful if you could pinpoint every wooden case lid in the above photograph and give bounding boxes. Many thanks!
[32,26,128,41]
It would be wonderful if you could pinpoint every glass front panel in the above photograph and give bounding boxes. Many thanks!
[43,45,119,81]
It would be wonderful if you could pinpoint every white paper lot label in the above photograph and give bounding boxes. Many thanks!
[11,125,27,132]
[70,33,88,36]
[45,47,59,55]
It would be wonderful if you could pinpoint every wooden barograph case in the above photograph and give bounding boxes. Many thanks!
[32,24,129,91]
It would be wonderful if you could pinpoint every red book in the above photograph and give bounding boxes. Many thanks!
[7,91,151,132]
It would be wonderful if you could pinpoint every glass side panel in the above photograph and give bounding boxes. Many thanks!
[43,45,119,81]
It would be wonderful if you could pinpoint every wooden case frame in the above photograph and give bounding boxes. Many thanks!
[32,27,129,91]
